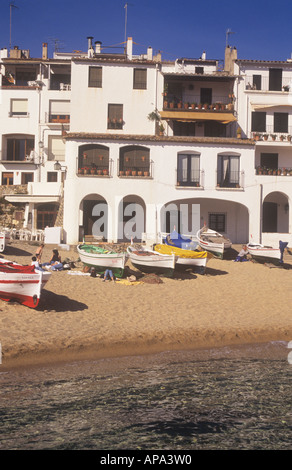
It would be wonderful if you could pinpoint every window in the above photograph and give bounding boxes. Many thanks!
[200,88,212,105]
[49,100,70,123]
[2,172,13,186]
[88,66,102,87]
[253,75,262,90]
[217,155,240,187]
[48,136,65,161]
[10,99,28,116]
[269,68,282,91]
[177,153,200,186]
[6,137,34,161]
[260,153,278,170]
[47,172,58,182]
[195,66,204,74]
[209,213,226,232]
[251,112,266,132]
[21,172,34,184]
[108,104,123,129]
[119,146,150,174]
[78,144,109,172]
[133,69,147,89]
[274,112,288,133]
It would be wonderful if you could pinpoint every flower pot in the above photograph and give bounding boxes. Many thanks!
[103,169,108,175]
[97,169,102,175]
[125,170,131,176]
[138,171,143,176]
[84,169,89,175]
[132,170,137,176]
[78,168,84,175]
[119,170,124,176]
[90,169,96,175]
[144,171,149,177]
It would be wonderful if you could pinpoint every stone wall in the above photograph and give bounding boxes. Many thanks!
[0,184,28,228]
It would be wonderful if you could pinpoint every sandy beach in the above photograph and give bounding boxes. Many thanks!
[1,240,292,370]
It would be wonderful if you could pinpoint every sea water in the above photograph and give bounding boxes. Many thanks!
[0,342,291,450]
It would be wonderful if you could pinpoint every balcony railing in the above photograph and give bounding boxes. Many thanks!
[77,159,113,177]
[256,167,292,176]
[118,159,153,178]
[163,95,234,111]
[176,169,202,187]
[251,130,292,142]
[245,76,292,92]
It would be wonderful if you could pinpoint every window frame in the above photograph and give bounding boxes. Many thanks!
[133,68,147,90]
[108,104,123,129]
[177,153,200,186]
[208,213,226,233]
[251,111,266,132]
[274,112,288,133]
[88,66,102,88]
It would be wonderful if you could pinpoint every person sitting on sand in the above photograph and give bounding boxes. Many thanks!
[42,249,63,271]
[31,256,45,271]
[102,269,115,282]
[234,245,249,262]
[35,243,44,262]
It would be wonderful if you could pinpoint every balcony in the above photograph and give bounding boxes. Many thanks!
[245,76,292,92]
[48,114,70,124]
[256,167,292,176]
[176,169,203,188]
[251,130,292,142]
[163,96,234,112]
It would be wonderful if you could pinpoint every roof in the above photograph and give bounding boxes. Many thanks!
[236,59,292,66]
[64,132,254,146]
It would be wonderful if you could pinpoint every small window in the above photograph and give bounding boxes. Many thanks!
[11,99,28,116]
[108,104,123,129]
[195,66,204,74]
[88,66,102,87]
[47,172,58,182]
[21,172,34,184]
[209,213,226,232]
[274,112,288,133]
[2,172,14,186]
[251,112,266,132]
[133,69,147,89]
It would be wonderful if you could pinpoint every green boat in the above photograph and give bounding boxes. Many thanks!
[77,244,126,277]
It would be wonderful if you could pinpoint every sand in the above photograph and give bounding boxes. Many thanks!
[0,240,292,370]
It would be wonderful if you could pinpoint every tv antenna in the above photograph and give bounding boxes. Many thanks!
[226,28,235,48]
[9,2,19,51]
[124,3,133,46]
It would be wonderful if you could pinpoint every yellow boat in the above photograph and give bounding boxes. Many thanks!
[154,244,212,274]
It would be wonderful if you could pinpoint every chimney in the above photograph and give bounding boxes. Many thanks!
[147,46,153,61]
[95,41,102,54]
[126,37,133,60]
[87,36,94,57]
[201,51,206,60]
[224,46,237,74]
[42,42,48,60]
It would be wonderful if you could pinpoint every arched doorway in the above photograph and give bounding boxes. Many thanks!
[118,195,146,242]
[80,194,108,241]
[263,192,289,233]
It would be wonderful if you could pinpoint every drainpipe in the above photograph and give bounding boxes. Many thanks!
[260,183,263,244]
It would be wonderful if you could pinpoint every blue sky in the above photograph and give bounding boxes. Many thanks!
[0,0,292,61]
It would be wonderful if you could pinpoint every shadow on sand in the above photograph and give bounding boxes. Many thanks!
[37,289,88,313]
[0,245,33,258]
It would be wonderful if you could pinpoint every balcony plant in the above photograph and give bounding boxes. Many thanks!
[280,135,286,141]
[253,133,261,141]
[263,134,269,140]
[270,134,276,141]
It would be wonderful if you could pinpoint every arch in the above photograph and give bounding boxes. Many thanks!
[79,193,108,241]
[117,194,146,242]
[159,197,249,244]
[263,191,289,233]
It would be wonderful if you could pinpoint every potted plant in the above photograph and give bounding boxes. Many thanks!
[159,123,165,135]
[103,169,108,176]
[287,135,292,142]
[144,171,149,177]
[125,170,131,176]
[280,135,286,141]
[83,167,90,175]
[237,127,242,138]
[277,168,282,175]
[78,167,84,175]
[97,169,102,175]
[283,168,287,175]
[256,166,263,175]
[263,134,269,140]
[191,102,197,109]
[119,170,124,176]
[270,134,276,141]
[132,170,137,176]
[253,133,261,141]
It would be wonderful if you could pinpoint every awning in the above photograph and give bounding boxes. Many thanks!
[160,111,237,124]
[5,195,60,204]
[250,103,291,111]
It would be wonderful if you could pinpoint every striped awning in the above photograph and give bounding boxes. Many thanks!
[160,111,237,124]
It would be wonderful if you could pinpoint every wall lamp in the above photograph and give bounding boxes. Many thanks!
[54,161,67,172]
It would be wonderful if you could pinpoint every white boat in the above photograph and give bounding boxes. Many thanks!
[127,245,176,277]
[0,258,51,308]
[247,243,283,265]
[197,225,232,259]
[154,244,211,274]
[77,244,126,277]
[0,231,10,253]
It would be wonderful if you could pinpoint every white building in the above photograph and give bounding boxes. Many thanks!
[1,38,292,247]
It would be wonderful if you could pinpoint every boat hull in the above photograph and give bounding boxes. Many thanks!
[77,245,126,277]
[0,260,51,308]
[154,244,209,274]
[127,246,175,277]
[0,232,10,253]
[197,227,231,259]
[247,244,282,265]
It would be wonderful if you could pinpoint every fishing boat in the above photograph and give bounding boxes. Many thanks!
[77,244,126,277]
[127,245,176,277]
[164,229,198,250]
[154,243,211,274]
[0,231,10,253]
[197,225,232,259]
[0,258,51,308]
[247,241,287,265]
